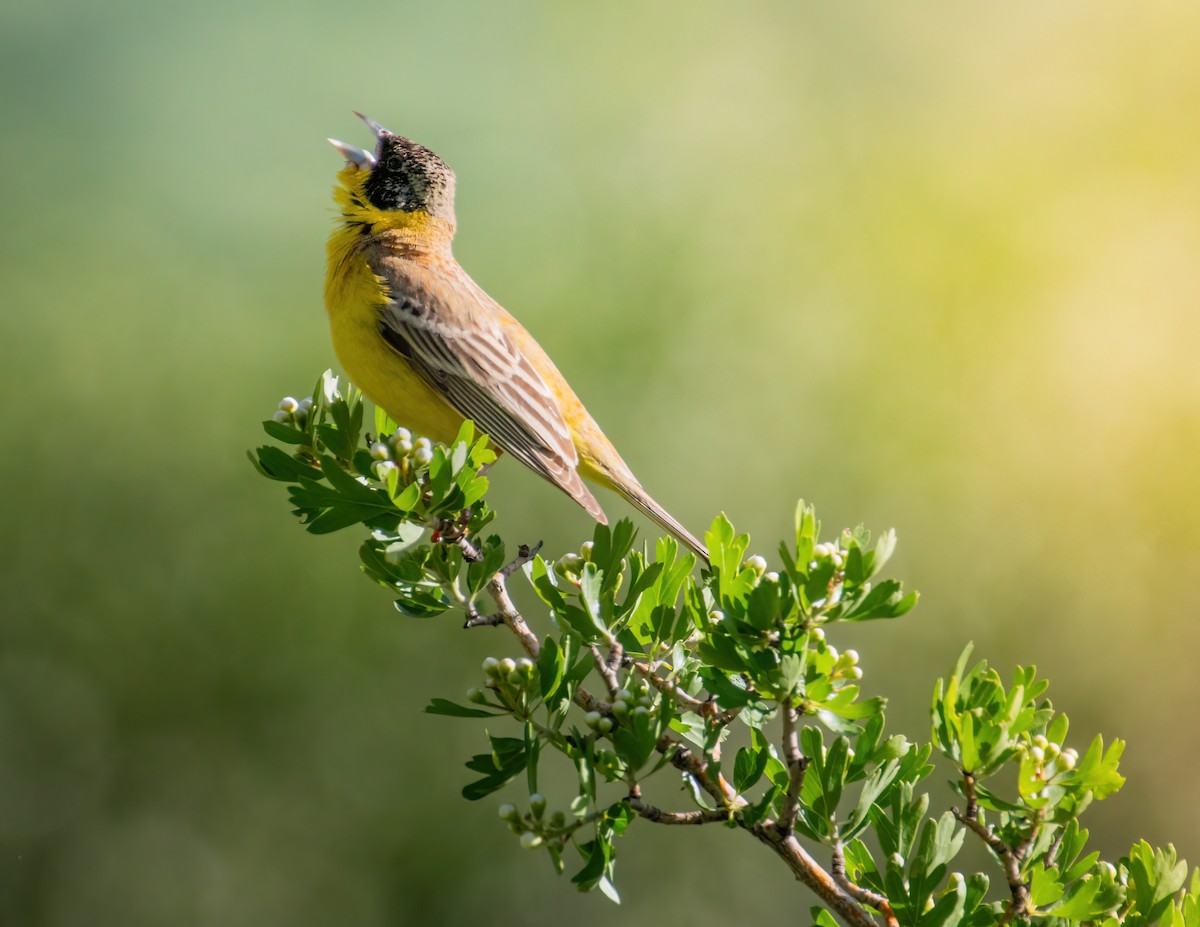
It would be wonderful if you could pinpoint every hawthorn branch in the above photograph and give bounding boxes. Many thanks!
[591,644,622,699]
[626,786,731,825]
[952,771,1037,925]
[454,535,610,714]
[832,839,900,927]
[454,535,543,660]
[750,824,882,927]
[453,531,882,927]
[628,659,710,714]
[655,734,733,806]
[781,704,809,834]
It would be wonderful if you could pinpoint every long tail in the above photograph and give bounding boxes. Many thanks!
[611,483,709,561]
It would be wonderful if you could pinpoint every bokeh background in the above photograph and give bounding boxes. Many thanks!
[3,2,1199,924]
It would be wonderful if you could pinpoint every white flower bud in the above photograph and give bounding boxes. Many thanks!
[843,649,860,666]
[1060,749,1078,770]
[271,410,290,423]
[369,442,391,460]
[498,803,518,821]
[845,666,863,680]
[413,446,434,465]
[498,658,516,675]
[519,832,542,850]
[585,711,603,728]
[371,460,396,480]
[1029,746,1045,763]
[745,555,768,574]
[278,396,299,413]
[556,553,584,574]
[580,541,595,561]
[482,657,500,675]
[297,397,314,412]
[391,427,411,444]
[765,571,780,583]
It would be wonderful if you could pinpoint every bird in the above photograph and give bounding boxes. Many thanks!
[324,113,708,560]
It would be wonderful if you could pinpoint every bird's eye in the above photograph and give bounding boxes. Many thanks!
[386,156,405,172]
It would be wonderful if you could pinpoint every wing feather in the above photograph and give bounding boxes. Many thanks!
[370,257,605,521]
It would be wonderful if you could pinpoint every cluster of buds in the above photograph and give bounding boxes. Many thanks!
[367,427,435,481]
[608,683,655,723]
[809,540,850,608]
[1025,734,1079,777]
[810,541,847,571]
[831,647,863,681]
[271,395,314,427]
[472,656,539,709]
[498,794,566,848]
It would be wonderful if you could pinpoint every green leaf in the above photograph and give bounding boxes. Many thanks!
[251,445,317,482]
[734,744,770,792]
[920,872,967,927]
[1028,861,1066,908]
[538,637,566,705]
[262,418,308,445]
[1047,862,1126,920]
[465,536,507,596]
[579,563,608,635]
[424,698,499,718]
[391,479,422,512]
[461,739,528,801]
[373,404,398,439]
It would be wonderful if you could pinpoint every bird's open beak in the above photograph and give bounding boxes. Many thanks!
[354,111,392,141]
[327,138,377,171]
[329,113,395,169]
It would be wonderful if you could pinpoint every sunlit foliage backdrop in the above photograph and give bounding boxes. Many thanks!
[2,4,1198,925]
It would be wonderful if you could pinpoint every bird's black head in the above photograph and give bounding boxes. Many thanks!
[364,127,456,222]
[329,114,458,224]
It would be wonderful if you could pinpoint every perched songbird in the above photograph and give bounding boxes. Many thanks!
[324,114,707,559]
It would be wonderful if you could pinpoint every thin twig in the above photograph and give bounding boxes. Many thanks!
[591,644,621,699]
[500,541,543,578]
[627,786,731,825]
[832,839,900,927]
[628,660,709,713]
[952,772,1036,925]
[463,609,505,628]
[451,535,612,712]
[655,734,742,807]
[781,704,808,834]
[1044,825,1066,869]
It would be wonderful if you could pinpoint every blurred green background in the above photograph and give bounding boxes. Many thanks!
[3,2,1199,924]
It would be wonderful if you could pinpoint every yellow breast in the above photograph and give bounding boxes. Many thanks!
[324,222,465,445]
